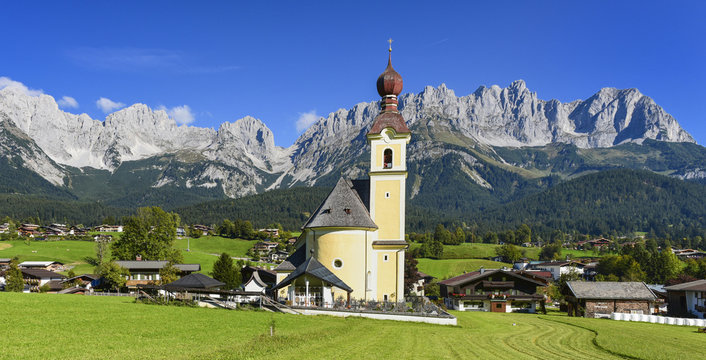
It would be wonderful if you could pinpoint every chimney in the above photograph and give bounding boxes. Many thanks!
[136,254,142,261]
[479,266,485,274]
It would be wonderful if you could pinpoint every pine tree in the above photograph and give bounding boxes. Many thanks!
[5,259,24,292]
[211,253,241,290]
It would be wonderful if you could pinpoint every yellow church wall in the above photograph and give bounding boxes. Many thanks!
[312,230,369,300]
[276,272,290,299]
[376,250,399,301]
[373,143,401,168]
[374,180,401,240]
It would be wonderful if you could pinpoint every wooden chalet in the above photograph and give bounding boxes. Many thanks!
[439,269,548,313]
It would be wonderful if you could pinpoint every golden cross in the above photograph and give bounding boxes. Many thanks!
[388,38,393,52]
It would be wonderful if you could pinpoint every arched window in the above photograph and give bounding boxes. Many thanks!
[383,148,393,169]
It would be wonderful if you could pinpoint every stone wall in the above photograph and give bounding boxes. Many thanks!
[585,300,650,318]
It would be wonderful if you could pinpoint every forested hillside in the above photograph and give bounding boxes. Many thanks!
[467,169,706,239]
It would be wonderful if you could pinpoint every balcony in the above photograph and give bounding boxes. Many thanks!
[481,281,514,289]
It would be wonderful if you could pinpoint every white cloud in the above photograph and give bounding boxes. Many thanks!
[65,47,239,74]
[58,96,79,109]
[0,76,43,96]
[159,105,195,125]
[296,110,319,132]
[96,97,125,113]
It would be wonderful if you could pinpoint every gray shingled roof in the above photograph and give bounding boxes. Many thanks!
[274,245,306,271]
[273,256,353,293]
[567,281,657,300]
[114,261,200,272]
[301,177,377,230]
[664,279,706,292]
[164,273,225,289]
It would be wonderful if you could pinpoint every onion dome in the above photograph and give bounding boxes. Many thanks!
[368,42,410,136]
[376,53,403,97]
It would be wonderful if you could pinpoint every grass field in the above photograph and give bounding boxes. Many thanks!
[1,292,704,360]
[417,258,512,279]
[410,242,601,260]
[0,236,258,276]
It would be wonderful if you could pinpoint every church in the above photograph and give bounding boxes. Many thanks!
[273,46,411,306]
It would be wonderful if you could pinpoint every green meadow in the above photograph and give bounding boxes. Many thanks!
[0,236,259,275]
[417,258,512,279]
[409,242,601,260]
[1,292,703,360]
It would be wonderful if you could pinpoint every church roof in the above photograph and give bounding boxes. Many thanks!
[368,112,410,135]
[274,244,306,271]
[272,256,353,293]
[301,177,377,230]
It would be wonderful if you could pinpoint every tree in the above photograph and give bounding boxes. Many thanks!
[454,227,466,244]
[650,248,681,283]
[96,261,128,291]
[434,224,453,245]
[159,262,179,285]
[539,243,562,261]
[5,259,24,292]
[404,252,421,295]
[95,236,109,266]
[495,244,524,263]
[500,230,516,245]
[111,207,182,263]
[211,253,241,290]
[418,239,443,259]
[516,224,531,244]
[483,232,499,244]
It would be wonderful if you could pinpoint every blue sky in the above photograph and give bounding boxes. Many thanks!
[1,1,705,146]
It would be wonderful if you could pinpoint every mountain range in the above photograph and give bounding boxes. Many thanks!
[1,80,705,230]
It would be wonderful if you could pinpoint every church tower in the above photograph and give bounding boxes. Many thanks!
[367,44,411,242]
[366,43,410,301]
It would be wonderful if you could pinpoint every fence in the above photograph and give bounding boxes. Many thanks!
[86,291,134,297]
[610,312,706,327]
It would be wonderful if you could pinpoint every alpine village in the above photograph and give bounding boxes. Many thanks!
[3,7,706,359]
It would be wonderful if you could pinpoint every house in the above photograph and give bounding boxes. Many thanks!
[0,223,9,233]
[20,269,67,292]
[564,281,657,318]
[93,234,113,243]
[243,272,268,294]
[439,268,547,312]
[259,228,280,238]
[114,260,201,288]
[176,227,186,237]
[576,238,612,250]
[273,50,410,306]
[410,271,435,297]
[253,241,279,256]
[62,274,100,289]
[191,224,211,236]
[528,260,584,280]
[0,258,11,271]
[672,249,706,260]
[664,279,706,319]
[19,261,66,272]
[268,250,290,263]
[241,266,277,288]
[95,225,123,232]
